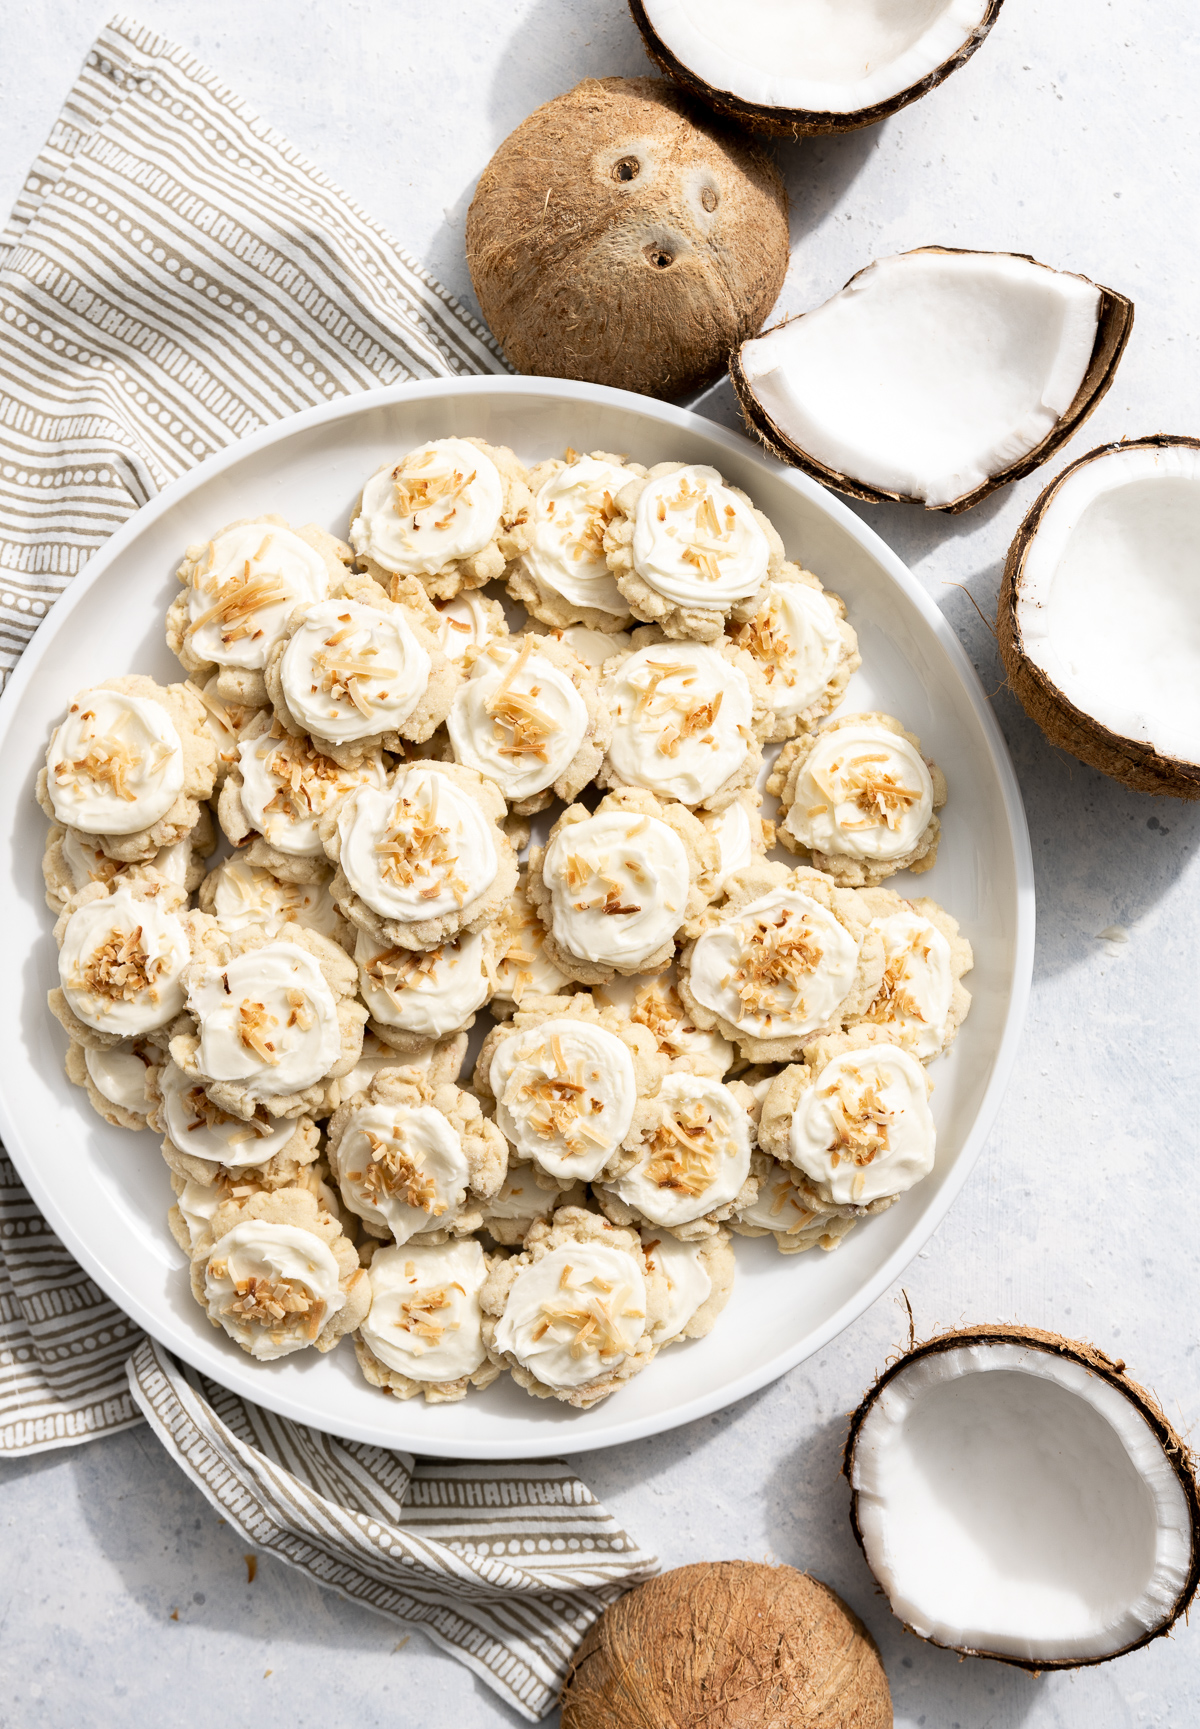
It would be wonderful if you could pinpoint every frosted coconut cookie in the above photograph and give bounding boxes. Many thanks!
[676,861,883,1064]
[171,923,367,1121]
[354,922,502,1051]
[350,437,533,601]
[728,563,860,742]
[264,593,457,766]
[322,1028,468,1111]
[508,449,645,629]
[760,1028,936,1211]
[167,515,351,707]
[480,1206,667,1409]
[526,786,718,985]
[199,857,351,951]
[42,809,212,915]
[320,759,517,952]
[593,967,733,1076]
[188,675,264,788]
[148,1054,321,1188]
[603,462,784,643]
[641,1227,735,1346]
[690,789,771,918]
[354,1239,502,1404]
[597,629,770,811]
[846,889,973,1060]
[489,869,573,1018]
[64,1035,156,1130]
[732,1153,865,1256]
[324,1069,507,1244]
[167,1160,340,1259]
[770,713,946,887]
[446,633,609,814]
[38,676,217,864]
[218,713,389,885]
[593,1071,758,1240]
[48,878,218,1051]
[191,1186,368,1361]
[530,622,633,671]
[473,993,664,1186]
[477,1160,587,1247]
[433,590,508,668]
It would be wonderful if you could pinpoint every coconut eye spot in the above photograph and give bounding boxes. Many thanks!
[644,244,675,270]
[613,156,641,184]
[700,186,718,213]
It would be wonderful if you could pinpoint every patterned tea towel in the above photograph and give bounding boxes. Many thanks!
[0,18,657,1718]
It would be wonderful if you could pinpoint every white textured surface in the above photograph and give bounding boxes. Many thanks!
[2,3,1198,1726]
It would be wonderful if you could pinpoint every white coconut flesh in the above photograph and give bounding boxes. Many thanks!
[851,1342,1194,1662]
[640,0,991,115]
[738,251,1100,508]
[1017,442,1200,766]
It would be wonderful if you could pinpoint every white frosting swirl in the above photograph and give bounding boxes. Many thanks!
[863,910,954,1059]
[737,1159,819,1235]
[192,678,260,772]
[543,625,632,670]
[788,1046,935,1205]
[238,726,387,857]
[489,1017,636,1181]
[332,1032,410,1103]
[84,1042,152,1113]
[279,598,432,743]
[435,593,502,665]
[610,1072,751,1227]
[740,582,842,718]
[448,637,588,801]
[631,466,769,607]
[61,827,194,896]
[333,1101,468,1243]
[526,457,632,615]
[186,942,342,1098]
[483,1161,563,1222]
[176,1178,221,1248]
[59,886,191,1034]
[699,800,755,890]
[157,1057,298,1166]
[494,883,571,1004]
[640,1230,711,1343]
[360,1239,488,1382]
[335,768,498,923]
[350,439,504,576]
[187,523,331,671]
[355,927,490,1038]
[494,1243,647,1390]
[781,723,934,862]
[205,858,345,945]
[47,689,185,835]
[604,642,754,805]
[593,969,732,1073]
[688,888,860,1041]
[205,1221,345,1360]
[542,809,689,969]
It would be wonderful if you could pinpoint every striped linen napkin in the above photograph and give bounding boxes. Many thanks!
[0,18,658,1718]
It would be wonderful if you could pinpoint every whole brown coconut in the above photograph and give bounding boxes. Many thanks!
[466,79,789,399]
[560,1560,892,1728]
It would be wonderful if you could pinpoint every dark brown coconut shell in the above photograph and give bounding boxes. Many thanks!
[729,247,1134,514]
[561,1560,891,1727]
[998,435,1200,799]
[466,78,789,400]
[844,1324,1200,1670]
[629,0,1006,138]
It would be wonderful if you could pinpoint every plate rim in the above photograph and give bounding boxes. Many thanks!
[0,374,1035,1457]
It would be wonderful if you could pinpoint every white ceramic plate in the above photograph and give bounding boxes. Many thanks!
[0,377,1033,1458]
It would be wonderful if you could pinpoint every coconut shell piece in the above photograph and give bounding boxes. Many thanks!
[466,78,789,400]
[560,1560,891,1728]
[998,435,1200,799]
[730,247,1134,514]
[628,0,1006,138]
[845,1325,1200,1670]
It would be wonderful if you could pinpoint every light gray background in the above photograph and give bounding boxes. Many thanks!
[1,4,1196,1727]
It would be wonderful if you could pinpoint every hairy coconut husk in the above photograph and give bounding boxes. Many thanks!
[466,78,789,399]
[628,0,1007,138]
[730,247,1134,514]
[560,1560,891,1728]
[845,1324,1200,1670]
[998,435,1200,799]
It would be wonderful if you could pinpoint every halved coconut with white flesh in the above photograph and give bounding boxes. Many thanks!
[630,0,1005,137]
[999,436,1200,798]
[731,248,1133,513]
[845,1327,1200,1668]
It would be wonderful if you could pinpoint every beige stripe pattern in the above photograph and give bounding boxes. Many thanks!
[129,1338,658,1721]
[0,12,505,681]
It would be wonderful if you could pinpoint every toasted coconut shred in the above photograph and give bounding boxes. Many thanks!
[730,910,826,1025]
[813,751,922,833]
[517,1035,612,1155]
[630,980,699,1059]
[643,1098,729,1198]
[311,616,398,717]
[392,450,478,533]
[532,1268,643,1362]
[864,929,934,1028]
[631,658,727,761]
[484,638,556,764]
[179,1083,277,1147]
[359,1128,443,1216]
[236,996,281,1065]
[665,476,738,586]
[189,549,292,649]
[824,1073,893,1172]
[395,1283,463,1353]
[211,1261,326,1341]
[375,778,470,906]
[77,925,168,1002]
[260,722,352,820]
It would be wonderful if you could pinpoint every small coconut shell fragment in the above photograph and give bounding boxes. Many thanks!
[844,1325,1200,1670]
[629,0,1007,138]
[730,247,1134,514]
[560,1560,891,1728]
[466,78,789,400]
[999,435,1200,800]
